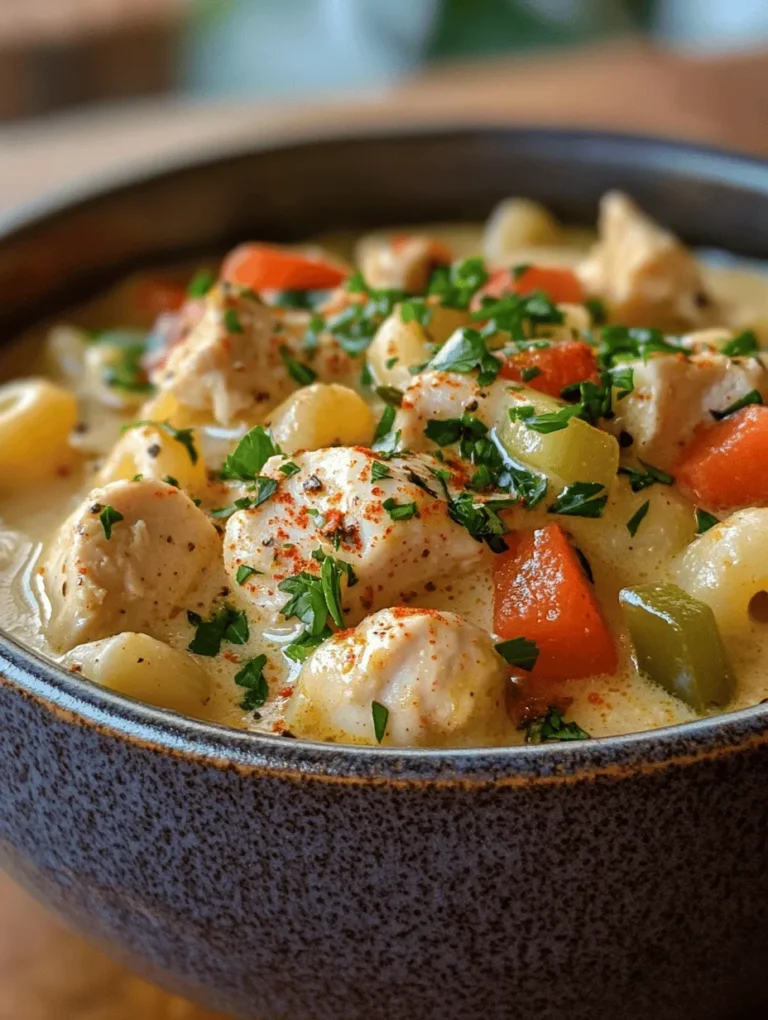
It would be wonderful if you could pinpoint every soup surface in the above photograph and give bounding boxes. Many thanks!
[3,191,768,748]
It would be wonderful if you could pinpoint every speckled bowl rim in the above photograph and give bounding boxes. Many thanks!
[2,124,768,784]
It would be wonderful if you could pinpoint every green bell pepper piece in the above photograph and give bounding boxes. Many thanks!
[619,583,736,713]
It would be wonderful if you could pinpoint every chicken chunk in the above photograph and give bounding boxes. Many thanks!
[356,234,451,292]
[578,191,719,330]
[152,285,357,425]
[222,446,490,626]
[44,478,220,651]
[608,352,768,468]
[285,607,511,747]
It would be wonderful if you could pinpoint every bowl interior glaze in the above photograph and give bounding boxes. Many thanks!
[2,126,768,777]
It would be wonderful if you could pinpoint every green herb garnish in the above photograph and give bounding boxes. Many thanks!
[626,499,650,537]
[234,654,269,711]
[521,706,591,743]
[188,605,250,657]
[547,482,607,519]
[695,508,719,534]
[279,344,317,386]
[372,701,389,744]
[224,307,244,334]
[711,389,763,420]
[188,268,214,298]
[98,504,124,540]
[425,328,501,386]
[618,460,675,492]
[220,426,281,481]
[721,330,759,357]
[236,564,261,585]
[382,498,419,521]
[371,461,392,482]
[495,637,539,671]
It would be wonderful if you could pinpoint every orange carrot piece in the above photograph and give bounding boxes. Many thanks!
[493,523,617,682]
[675,404,768,510]
[500,339,599,398]
[472,265,584,311]
[222,244,348,291]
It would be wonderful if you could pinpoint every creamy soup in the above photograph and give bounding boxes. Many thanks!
[3,191,768,748]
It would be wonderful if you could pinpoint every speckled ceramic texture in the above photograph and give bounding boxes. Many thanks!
[1,130,768,1020]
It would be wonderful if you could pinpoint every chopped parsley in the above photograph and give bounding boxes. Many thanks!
[211,477,278,518]
[360,361,373,388]
[234,654,269,711]
[425,328,501,386]
[695,508,719,534]
[283,628,332,663]
[426,256,488,310]
[372,403,396,443]
[371,460,392,482]
[447,492,515,552]
[220,426,281,481]
[279,461,301,477]
[383,498,419,521]
[236,564,261,585]
[187,605,249,657]
[508,402,582,434]
[495,637,540,671]
[163,475,180,488]
[547,482,607,519]
[584,296,607,325]
[521,366,542,383]
[98,504,124,540]
[400,299,432,326]
[278,551,357,651]
[187,268,214,298]
[521,706,591,743]
[279,344,317,386]
[721,329,759,357]
[471,289,563,342]
[304,272,407,356]
[100,335,154,394]
[626,499,650,537]
[619,460,675,493]
[385,356,399,369]
[272,289,327,310]
[711,389,763,420]
[371,700,389,744]
[376,385,404,407]
[223,307,244,334]
[595,325,685,369]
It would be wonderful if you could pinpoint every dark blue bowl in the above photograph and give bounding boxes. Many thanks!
[1,128,768,1020]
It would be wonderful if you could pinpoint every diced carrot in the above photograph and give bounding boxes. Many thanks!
[472,265,584,311]
[494,523,617,682]
[500,339,599,398]
[222,244,348,291]
[134,277,187,318]
[391,233,453,265]
[675,404,768,510]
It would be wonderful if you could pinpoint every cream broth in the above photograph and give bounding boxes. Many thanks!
[3,194,768,748]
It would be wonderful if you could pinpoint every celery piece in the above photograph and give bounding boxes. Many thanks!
[496,387,619,492]
[619,583,736,712]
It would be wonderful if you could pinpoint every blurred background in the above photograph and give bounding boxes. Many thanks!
[3,0,768,119]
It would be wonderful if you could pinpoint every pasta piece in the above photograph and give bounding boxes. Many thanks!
[0,378,78,487]
[44,478,220,651]
[367,314,433,389]
[62,632,211,718]
[97,422,208,495]
[676,508,768,635]
[483,198,561,265]
[285,607,510,747]
[266,383,374,453]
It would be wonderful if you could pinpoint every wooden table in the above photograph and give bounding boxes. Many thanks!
[1,39,767,1019]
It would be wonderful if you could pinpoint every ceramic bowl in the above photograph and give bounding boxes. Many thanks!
[1,129,767,1020]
